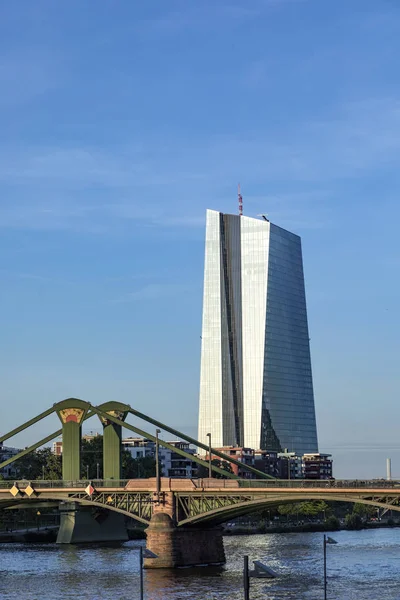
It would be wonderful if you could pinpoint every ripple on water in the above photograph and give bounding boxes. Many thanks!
[1,529,400,599]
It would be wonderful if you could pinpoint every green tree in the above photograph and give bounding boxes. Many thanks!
[14,451,42,480]
[324,515,340,531]
[345,513,363,530]
[81,435,103,479]
[12,447,62,480]
[81,436,158,479]
[352,503,376,520]
[299,502,319,517]
[37,448,62,480]
[121,453,157,479]
[278,504,298,517]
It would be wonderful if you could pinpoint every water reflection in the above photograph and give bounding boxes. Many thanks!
[1,530,400,599]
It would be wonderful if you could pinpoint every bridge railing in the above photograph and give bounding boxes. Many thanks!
[1,478,400,490]
[199,479,400,489]
[0,479,131,489]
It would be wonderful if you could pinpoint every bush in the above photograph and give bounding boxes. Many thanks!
[345,513,363,530]
[324,515,340,531]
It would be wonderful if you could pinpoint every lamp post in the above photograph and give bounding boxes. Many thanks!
[243,555,250,600]
[323,534,337,599]
[86,465,89,480]
[139,547,158,600]
[96,462,100,479]
[155,428,161,502]
[206,433,212,478]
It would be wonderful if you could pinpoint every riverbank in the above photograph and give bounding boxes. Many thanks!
[0,527,58,543]
[223,519,400,535]
[0,524,146,543]
[1,520,399,543]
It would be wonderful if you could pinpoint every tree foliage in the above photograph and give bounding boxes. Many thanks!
[81,436,103,479]
[345,513,363,530]
[324,515,340,531]
[9,435,157,481]
[81,435,157,479]
[14,448,62,480]
[278,501,330,518]
[352,503,376,519]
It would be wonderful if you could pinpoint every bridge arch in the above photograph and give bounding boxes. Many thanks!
[0,494,151,526]
[178,494,400,527]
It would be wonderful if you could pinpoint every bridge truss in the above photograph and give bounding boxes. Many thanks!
[2,480,400,527]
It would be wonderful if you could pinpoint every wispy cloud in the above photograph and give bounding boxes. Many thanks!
[1,97,399,234]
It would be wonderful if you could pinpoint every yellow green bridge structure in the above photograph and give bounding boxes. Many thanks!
[1,399,400,568]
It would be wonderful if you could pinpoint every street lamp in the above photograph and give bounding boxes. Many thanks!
[139,547,158,600]
[323,534,338,599]
[206,433,212,479]
[155,429,161,502]
[96,462,100,479]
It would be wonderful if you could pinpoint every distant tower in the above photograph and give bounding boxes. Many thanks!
[387,458,392,481]
[198,209,318,455]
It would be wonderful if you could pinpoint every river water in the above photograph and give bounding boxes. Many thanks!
[1,529,400,599]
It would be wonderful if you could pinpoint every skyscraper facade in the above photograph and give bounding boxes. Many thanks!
[198,210,318,456]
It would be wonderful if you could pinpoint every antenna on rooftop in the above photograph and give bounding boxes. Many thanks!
[238,183,243,216]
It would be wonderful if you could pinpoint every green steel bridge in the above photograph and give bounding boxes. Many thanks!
[1,477,400,526]
[2,398,400,523]
[2,398,400,566]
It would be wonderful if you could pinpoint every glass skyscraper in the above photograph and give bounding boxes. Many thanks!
[198,210,318,456]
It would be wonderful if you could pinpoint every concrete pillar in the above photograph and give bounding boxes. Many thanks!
[56,502,128,544]
[144,513,225,568]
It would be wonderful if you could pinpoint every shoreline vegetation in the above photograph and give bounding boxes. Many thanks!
[1,519,399,543]
[222,519,400,536]
[1,499,398,542]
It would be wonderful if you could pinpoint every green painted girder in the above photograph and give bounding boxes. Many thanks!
[0,406,56,444]
[0,410,95,471]
[90,405,241,480]
[176,493,400,526]
[97,402,130,481]
[126,406,274,479]
[0,430,62,471]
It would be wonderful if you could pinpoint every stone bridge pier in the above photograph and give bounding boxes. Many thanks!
[144,488,225,569]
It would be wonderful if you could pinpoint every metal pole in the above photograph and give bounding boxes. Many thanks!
[323,535,327,600]
[207,433,212,478]
[86,464,89,480]
[155,428,161,502]
[139,546,144,600]
[243,555,250,600]
[96,463,99,479]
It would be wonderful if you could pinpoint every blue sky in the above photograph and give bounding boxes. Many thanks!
[1,0,400,478]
